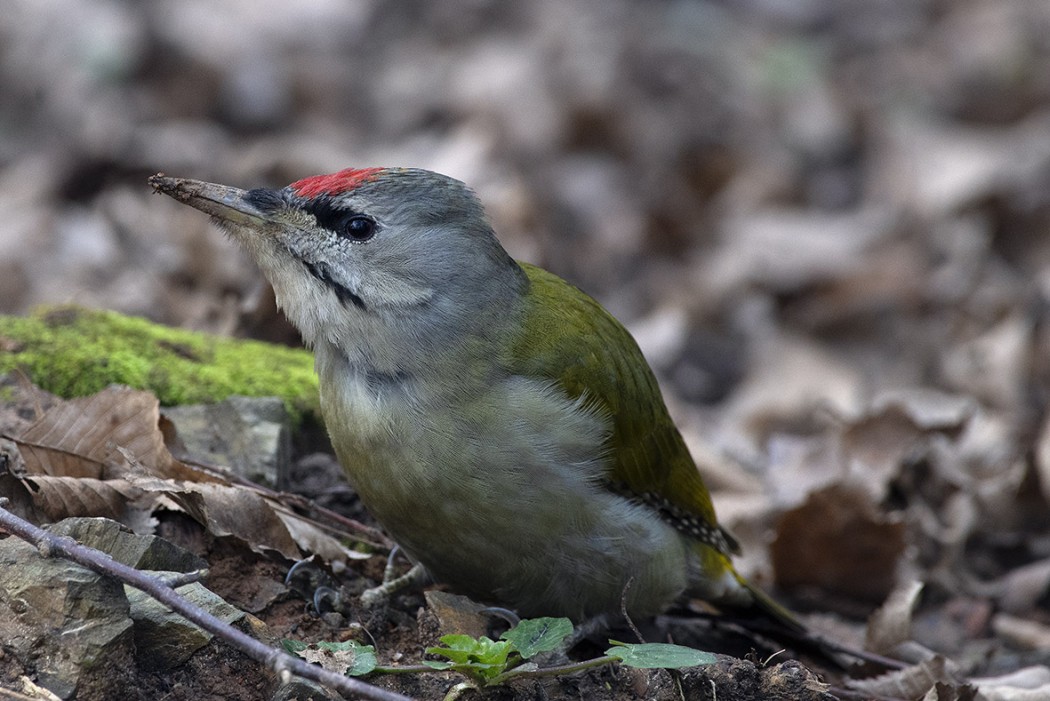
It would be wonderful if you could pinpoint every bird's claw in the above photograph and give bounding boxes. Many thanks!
[360,559,428,608]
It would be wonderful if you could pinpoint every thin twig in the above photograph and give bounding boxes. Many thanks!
[0,501,413,701]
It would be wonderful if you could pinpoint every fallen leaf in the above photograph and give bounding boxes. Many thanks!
[9,475,148,524]
[866,579,924,654]
[771,483,906,602]
[847,655,965,699]
[993,558,1050,614]
[990,615,1050,651]
[972,664,1050,701]
[12,386,174,478]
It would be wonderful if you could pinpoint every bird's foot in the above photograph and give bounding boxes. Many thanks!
[285,556,354,618]
[360,549,428,608]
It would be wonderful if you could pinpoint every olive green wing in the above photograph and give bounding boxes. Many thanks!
[509,263,734,555]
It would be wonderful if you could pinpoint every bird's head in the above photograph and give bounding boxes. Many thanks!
[150,167,527,373]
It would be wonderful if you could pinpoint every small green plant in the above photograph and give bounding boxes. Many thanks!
[285,616,716,700]
[422,616,573,684]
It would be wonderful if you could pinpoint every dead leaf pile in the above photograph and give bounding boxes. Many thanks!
[0,384,369,568]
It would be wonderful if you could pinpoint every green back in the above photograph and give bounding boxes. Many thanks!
[508,263,719,530]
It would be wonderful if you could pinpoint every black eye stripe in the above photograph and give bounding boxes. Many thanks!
[302,196,375,241]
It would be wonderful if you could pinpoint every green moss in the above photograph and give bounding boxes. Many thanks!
[0,305,319,423]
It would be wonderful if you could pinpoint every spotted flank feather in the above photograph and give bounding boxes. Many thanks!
[637,491,741,556]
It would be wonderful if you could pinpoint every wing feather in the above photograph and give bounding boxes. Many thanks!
[508,264,722,540]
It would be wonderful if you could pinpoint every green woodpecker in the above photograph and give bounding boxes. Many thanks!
[149,167,798,628]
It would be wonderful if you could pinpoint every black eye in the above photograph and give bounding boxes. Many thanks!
[341,215,375,242]
[301,196,376,241]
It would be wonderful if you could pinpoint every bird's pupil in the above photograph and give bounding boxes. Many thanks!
[344,216,374,240]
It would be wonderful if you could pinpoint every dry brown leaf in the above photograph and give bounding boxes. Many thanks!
[839,389,975,502]
[702,207,894,296]
[726,332,862,447]
[868,388,975,432]
[978,686,1050,701]
[112,443,227,485]
[157,482,302,560]
[771,483,906,602]
[972,666,1050,701]
[11,386,175,479]
[921,681,978,701]
[276,510,371,563]
[841,407,925,500]
[993,558,1050,614]
[866,579,924,655]
[783,240,929,329]
[13,475,149,523]
[299,645,364,675]
[940,314,1032,409]
[990,615,1050,651]
[847,655,964,699]
[887,117,1045,218]
[125,475,367,564]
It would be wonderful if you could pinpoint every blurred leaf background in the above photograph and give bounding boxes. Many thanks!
[3,0,1050,674]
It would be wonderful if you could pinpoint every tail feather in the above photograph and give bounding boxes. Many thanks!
[735,572,808,636]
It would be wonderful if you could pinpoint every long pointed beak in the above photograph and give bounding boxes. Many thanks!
[148,174,270,225]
